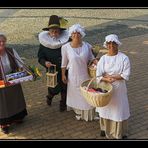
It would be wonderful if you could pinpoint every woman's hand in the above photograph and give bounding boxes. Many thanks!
[92,59,99,65]
[104,73,123,81]
[103,77,116,83]
[62,74,67,84]
[110,74,124,80]
[102,74,116,83]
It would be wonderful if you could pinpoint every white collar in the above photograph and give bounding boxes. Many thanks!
[38,30,69,49]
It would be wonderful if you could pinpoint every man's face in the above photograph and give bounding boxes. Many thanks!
[48,28,60,38]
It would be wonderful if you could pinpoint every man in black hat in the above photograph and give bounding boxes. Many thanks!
[38,15,69,112]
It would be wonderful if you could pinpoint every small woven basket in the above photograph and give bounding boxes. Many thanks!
[80,77,113,107]
[88,67,96,78]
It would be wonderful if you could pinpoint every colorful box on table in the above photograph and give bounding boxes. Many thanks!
[6,71,33,85]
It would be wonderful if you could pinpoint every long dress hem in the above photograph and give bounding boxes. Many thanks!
[0,109,27,125]
[0,83,27,125]
[100,117,128,139]
[67,106,95,122]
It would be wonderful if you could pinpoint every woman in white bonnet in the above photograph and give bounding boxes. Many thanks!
[61,24,97,121]
[96,34,131,139]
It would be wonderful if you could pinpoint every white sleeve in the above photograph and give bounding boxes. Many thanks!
[120,57,131,81]
[87,42,95,61]
[13,49,24,68]
[96,56,104,82]
[61,45,69,68]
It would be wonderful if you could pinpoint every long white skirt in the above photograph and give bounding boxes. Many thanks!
[67,106,95,122]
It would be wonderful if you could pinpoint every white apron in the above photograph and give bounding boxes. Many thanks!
[96,52,131,122]
[63,42,94,110]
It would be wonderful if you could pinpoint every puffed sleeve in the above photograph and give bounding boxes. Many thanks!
[61,45,69,68]
[96,56,105,82]
[120,56,131,81]
[86,42,95,61]
[13,49,24,68]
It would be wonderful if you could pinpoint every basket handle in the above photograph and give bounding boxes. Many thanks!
[86,76,100,90]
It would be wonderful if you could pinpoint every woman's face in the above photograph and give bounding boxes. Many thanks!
[48,28,61,38]
[106,41,118,51]
[0,36,6,52]
[71,32,82,42]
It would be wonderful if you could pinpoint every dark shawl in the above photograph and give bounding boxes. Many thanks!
[0,48,19,80]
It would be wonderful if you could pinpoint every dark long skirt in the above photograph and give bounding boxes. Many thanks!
[0,83,27,125]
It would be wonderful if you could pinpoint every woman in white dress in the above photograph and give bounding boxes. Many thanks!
[61,24,97,121]
[96,34,131,139]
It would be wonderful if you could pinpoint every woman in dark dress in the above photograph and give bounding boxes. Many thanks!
[0,33,27,134]
[38,15,69,112]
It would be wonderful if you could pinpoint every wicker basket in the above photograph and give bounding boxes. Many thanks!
[80,77,113,107]
[88,67,96,78]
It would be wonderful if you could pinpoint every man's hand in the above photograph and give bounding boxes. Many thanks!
[45,61,55,68]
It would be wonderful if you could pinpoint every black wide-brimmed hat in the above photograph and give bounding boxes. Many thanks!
[42,15,67,31]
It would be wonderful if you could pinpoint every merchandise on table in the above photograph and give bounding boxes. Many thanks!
[6,71,33,84]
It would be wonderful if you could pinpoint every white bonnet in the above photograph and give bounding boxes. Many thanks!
[0,32,6,36]
[68,24,86,38]
[103,34,122,48]
[0,32,7,41]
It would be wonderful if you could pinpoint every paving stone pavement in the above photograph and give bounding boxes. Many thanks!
[0,9,148,140]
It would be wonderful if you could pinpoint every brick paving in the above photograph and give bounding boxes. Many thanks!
[0,9,148,139]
